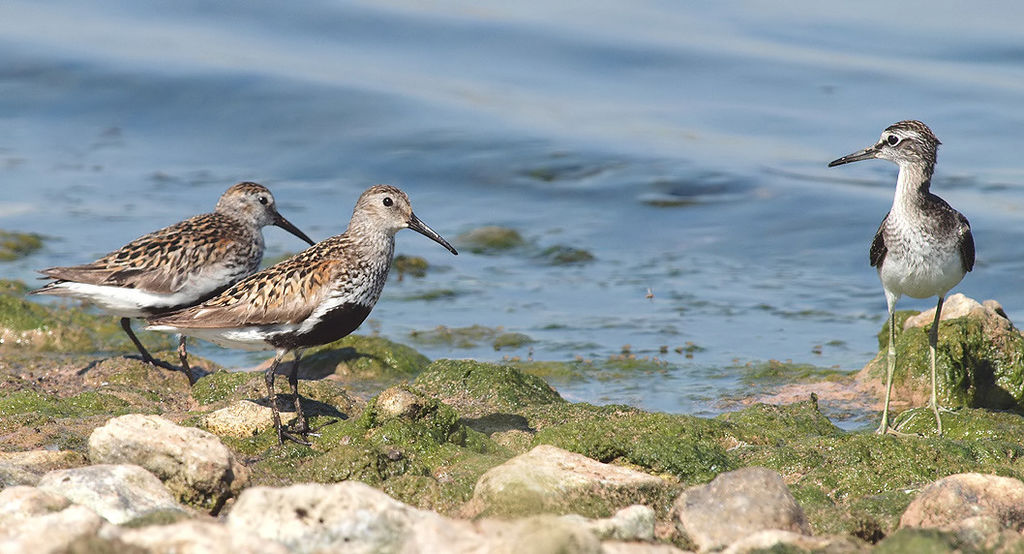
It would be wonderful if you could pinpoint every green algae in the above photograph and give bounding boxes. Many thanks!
[191,371,254,405]
[874,528,961,553]
[0,390,131,419]
[865,310,1024,410]
[492,332,534,351]
[400,289,459,301]
[530,404,734,484]
[0,282,174,353]
[413,359,564,417]
[0,230,43,261]
[732,410,1024,537]
[249,386,512,514]
[537,245,594,265]
[300,334,431,380]
[456,226,525,254]
[392,254,430,280]
[717,396,842,442]
[409,324,498,348]
[740,359,851,386]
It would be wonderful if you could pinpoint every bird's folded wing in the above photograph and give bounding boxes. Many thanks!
[40,215,239,294]
[149,257,339,328]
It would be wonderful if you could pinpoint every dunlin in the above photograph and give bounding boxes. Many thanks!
[32,182,314,380]
[148,185,458,444]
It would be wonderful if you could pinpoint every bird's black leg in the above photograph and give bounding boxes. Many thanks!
[265,349,309,446]
[177,335,195,385]
[121,317,156,364]
[287,349,309,435]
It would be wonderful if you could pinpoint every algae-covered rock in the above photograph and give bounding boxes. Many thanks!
[531,404,734,484]
[467,444,672,518]
[413,359,564,418]
[409,324,500,349]
[732,408,1024,539]
[859,294,1024,410]
[294,334,431,380]
[492,332,534,351]
[0,450,87,486]
[0,230,43,261]
[392,254,430,280]
[456,226,525,254]
[537,245,595,266]
[230,385,508,514]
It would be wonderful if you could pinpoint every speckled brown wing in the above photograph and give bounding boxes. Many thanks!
[149,239,343,328]
[39,213,256,294]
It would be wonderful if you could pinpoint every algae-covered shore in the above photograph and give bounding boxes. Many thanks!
[2,280,1024,553]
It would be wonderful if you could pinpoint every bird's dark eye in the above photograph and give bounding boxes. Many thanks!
[886,135,900,146]
[258,196,269,205]
[383,197,393,207]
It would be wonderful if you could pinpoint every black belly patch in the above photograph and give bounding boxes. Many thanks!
[267,302,373,350]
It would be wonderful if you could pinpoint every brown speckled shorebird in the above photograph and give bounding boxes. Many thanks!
[31,182,315,381]
[829,120,974,436]
[147,185,458,444]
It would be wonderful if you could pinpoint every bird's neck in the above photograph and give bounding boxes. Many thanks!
[891,161,935,216]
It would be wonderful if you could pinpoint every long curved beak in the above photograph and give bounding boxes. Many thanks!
[408,213,458,255]
[828,142,882,167]
[273,212,316,246]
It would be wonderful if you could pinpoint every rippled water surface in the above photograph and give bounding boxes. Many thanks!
[3,1,1024,427]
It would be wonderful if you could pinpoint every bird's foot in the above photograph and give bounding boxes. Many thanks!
[277,426,312,447]
[880,426,922,438]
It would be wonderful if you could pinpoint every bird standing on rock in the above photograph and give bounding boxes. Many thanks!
[147,185,458,444]
[829,120,974,436]
[32,182,315,382]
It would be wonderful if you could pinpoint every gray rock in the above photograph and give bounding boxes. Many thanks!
[467,445,670,518]
[673,467,810,552]
[901,472,1024,543]
[0,505,102,554]
[88,414,248,512]
[227,481,445,553]
[561,505,656,541]
[37,464,186,525]
[0,486,71,524]
[475,515,602,554]
[721,530,862,554]
[375,386,424,419]
[0,450,86,487]
[110,519,290,554]
[600,542,691,554]
[203,400,298,438]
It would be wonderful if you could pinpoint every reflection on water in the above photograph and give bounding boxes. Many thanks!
[2,0,1023,428]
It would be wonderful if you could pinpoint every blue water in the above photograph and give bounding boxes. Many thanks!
[3,1,1024,425]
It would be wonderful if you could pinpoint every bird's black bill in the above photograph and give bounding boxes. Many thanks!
[273,213,316,246]
[828,143,882,167]
[408,213,458,255]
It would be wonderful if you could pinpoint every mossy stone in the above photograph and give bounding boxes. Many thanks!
[537,245,594,265]
[865,312,1024,410]
[413,359,564,417]
[456,226,525,254]
[531,405,734,484]
[392,254,429,279]
[300,334,431,379]
[0,283,174,353]
[492,332,534,351]
[0,230,43,261]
